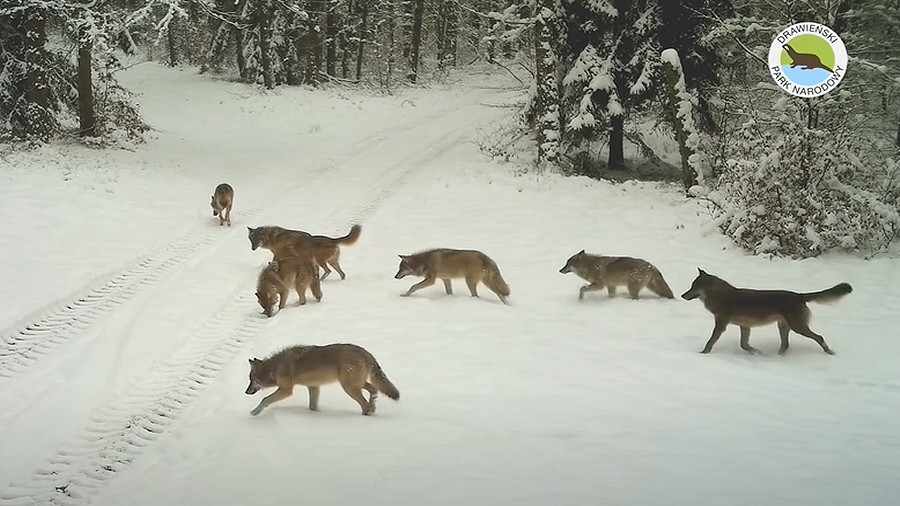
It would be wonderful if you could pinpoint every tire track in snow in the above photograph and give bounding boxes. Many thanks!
[0,218,254,381]
[0,118,481,506]
[0,103,454,383]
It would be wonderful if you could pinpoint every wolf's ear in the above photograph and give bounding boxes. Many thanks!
[248,359,255,365]
[698,268,707,275]
[247,226,252,232]
[578,249,585,255]
[398,254,408,259]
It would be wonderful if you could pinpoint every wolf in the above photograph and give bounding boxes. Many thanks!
[245,343,400,416]
[210,183,234,226]
[247,224,362,280]
[255,256,323,318]
[558,250,674,300]
[681,269,852,355]
[394,248,510,304]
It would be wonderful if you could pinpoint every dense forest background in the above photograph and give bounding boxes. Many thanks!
[1,0,898,256]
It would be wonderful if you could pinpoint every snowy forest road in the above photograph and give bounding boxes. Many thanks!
[0,73,519,506]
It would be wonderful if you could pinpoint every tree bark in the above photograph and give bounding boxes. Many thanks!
[408,0,424,82]
[662,53,697,191]
[234,27,247,80]
[258,3,275,89]
[534,0,560,163]
[437,0,458,70]
[305,0,325,85]
[167,16,178,67]
[77,36,96,136]
[355,0,369,82]
[325,2,337,77]
[608,115,625,170]
[23,7,53,141]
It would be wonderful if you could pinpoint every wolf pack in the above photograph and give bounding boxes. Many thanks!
[211,182,854,418]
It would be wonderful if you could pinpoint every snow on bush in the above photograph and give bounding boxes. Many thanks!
[702,96,899,258]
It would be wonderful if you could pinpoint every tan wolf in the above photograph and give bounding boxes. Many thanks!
[394,248,510,304]
[255,256,323,318]
[681,269,852,355]
[558,250,674,300]
[210,183,234,226]
[247,224,362,280]
[245,343,400,416]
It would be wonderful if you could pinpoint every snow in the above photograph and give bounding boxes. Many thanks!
[1,62,900,506]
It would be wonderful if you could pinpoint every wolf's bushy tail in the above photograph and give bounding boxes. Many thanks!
[370,358,400,401]
[334,224,362,245]
[802,283,852,304]
[648,268,675,299]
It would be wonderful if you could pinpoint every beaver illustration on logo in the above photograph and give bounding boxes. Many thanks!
[783,44,834,73]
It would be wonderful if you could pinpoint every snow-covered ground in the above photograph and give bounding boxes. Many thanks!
[1,63,898,506]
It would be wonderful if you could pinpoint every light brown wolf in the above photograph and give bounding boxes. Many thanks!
[558,250,674,300]
[681,269,852,355]
[245,343,400,416]
[255,256,323,318]
[394,248,510,304]
[247,224,362,280]
[210,183,234,226]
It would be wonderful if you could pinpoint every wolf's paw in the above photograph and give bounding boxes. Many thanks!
[399,293,411,297]
[824,349,836,355]
[250,407,263,416]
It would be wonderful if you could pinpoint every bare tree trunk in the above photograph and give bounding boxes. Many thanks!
[384,0,397,85]
[234,27,247,80]
[23,7,54,141]
[305,0,325,85]
[356,0,369,81]
[608,115,625,170]
[258,3,275,89]
[167,16,178,67]
[325,1,337,77]
[436,0,458,69]
[77,36,96,136]
[896,114,899,150]
[407,0,424,82]
[340,24,350,79]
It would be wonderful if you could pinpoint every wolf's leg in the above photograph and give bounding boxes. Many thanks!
[319,264,333,280]
[307,386,320,411]
[250,384,295,416]
[402,277,436,297]
[464,276,481,297]
[310,273,323,302]
[739,326,759,354]
[329,260,346,280]
[700,317,729,354]
[627,282,641,300]
[340,381,373,415]
[363,382,379,414]
[785,311,834,355]
[579,283,605,300]
[777,321,791,355]
[225,205,232,226]
[295,281,308,305]
[278,285,289,309]
[606,285,616,297]
[443,278,454,295]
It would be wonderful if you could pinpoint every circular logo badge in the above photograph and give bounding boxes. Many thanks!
[768,22,848,97]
